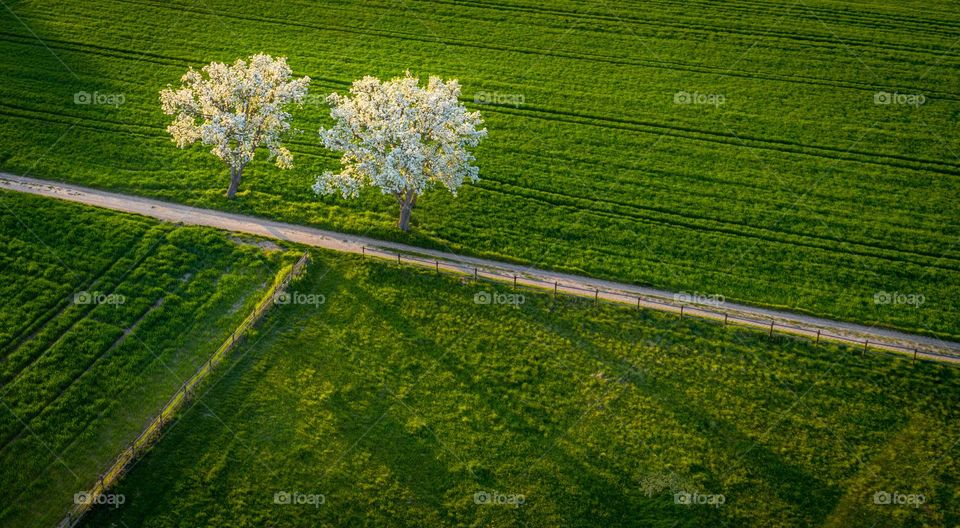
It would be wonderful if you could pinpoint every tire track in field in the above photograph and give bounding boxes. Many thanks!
[0,105,331,164]
[0,229,168,388]
[0,215,157,357]
[443,0,960,39]
[95,0,960,100]
[0,102,330,153]
[0,268,103,355]
[486,143,957,234]
[2,20,958,104]
[474,176,960,269]
[0,254,122,358]
[473,180,960,273]
[0,297,166,455]
[644,0,960,34]
[427,0,960,58]
[484,104,960,176]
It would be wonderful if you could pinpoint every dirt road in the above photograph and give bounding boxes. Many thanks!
[2,172,957,364]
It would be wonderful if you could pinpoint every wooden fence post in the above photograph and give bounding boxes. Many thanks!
[554,282,558,297]
[474,267,478,281]
[362,246,365,258]
[514,275,517,289]
[436,260,439,274]
[769,321,774,336]
[595,289,599,305]
[816,329,820,344]
[723,313,728,326]
[397,253,401,265]
[679,305,684,318]
[863,340,868,357]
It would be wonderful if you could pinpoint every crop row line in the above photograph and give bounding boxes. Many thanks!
[0,218,160,358]
[443,0,960,36]
[5,28,956,116]
[101,0,960,98]
[483,104,960,178]
[624,0,960,34]
[0,255,120,356]
[3,21,959,105]
[476,178,960,271]
[0,228,169,388]
[0,297,165,455]
[0,103,336,156]
[57,252,310,528]
[483,143,958,234]
[5,80,959,183]
[425,0,960,58]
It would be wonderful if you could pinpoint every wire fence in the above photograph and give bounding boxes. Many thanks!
[359,246,960,365]
[59,252,310,528]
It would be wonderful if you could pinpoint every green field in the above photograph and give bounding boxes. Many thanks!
[0,191,290,527]
[80,250,960,528]
[1,0,958,338]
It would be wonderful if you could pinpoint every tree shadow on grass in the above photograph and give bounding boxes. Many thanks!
[311,263,726,526]
[541,310,844,526]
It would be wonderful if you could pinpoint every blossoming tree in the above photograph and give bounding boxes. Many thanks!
[315,72,487,231]
[160,54,310,199]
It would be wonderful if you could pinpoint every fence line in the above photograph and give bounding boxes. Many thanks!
[58,252,310,528]
[360,246,959,365]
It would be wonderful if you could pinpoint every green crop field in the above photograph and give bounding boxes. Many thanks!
[1,0,958,339]
[79,250,960,528]
[0,191,291,527]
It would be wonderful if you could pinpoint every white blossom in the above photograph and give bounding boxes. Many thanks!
[160,53,310,198]
[315,71,487,230]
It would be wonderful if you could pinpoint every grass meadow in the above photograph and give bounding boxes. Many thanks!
[82,249,960,528]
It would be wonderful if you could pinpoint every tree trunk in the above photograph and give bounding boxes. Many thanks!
[398,192,417,231]
[398,201,413,231]
[226,165,243,199]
